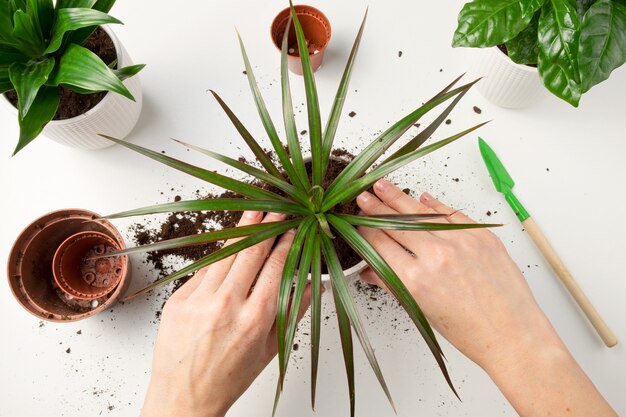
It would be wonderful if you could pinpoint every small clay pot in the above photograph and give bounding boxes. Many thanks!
[53,231,126,300]
[7,209,131,322]
[271,5,331,75]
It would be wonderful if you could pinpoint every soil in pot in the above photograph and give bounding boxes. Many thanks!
[5,27,117,120]
[132,150,364,293]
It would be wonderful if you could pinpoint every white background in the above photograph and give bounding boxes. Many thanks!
[1,0,625,416]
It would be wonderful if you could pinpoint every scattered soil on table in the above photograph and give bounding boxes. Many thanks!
[445,119,452,125]
[398,50,403,58]
[348,111,357,118]
[5,27,117,120]
[473,106,482,114]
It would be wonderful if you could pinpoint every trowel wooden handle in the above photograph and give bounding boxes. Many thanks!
[522,218,617,347]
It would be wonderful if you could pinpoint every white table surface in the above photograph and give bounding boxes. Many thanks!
[1,1,625,416]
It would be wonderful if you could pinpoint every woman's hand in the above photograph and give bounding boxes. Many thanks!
[141,211,311,417]
[356,179,617,417]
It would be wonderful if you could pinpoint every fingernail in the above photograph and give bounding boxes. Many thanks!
[374,178,392,192]
[286,228,297,234]
[357,191,372,204]
[244,210,261,219]
[421,192,434,202]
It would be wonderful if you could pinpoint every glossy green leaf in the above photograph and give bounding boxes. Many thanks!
[327,214,459,398]
[113,63,145,81]
[49,44,133,100]
[172,139,312,208]
[100,135,286,201]
[0,2,16,43]
[578,0,626,92]
[324,122,487,210]
[323,79,479,201]
[277,217,315,388]
[452,0,545,47]
[55,0,97,9]
[210,90,283,180]
[11,9,45,57]
[8,57,54,115]
[576,0,596,17]
[92,0,115,13]
[291,4,323,187]
[338,214,500,231]
[322,9,367,175]
[102,199,310,219]
[309,233,322,410]
[45,8,121,53]
[321,233,396,414]
[280,17,310,191]
[237,32,306,192]
[0,44,28,65]
[0,67,12,93]
[330,274,355,417]
[96,221,295,258]
[27,0,53,39]
[506,10,540,64]
[124,219,300,301]
[538,0,582,106]
[14,86,59,154]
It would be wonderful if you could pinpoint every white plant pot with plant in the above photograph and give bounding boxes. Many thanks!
[452,0,626,109]
[0,0,145,154]
[469,46,543,108]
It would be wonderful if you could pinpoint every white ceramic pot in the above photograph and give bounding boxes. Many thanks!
[1,25,142,150]
[469,46,544,109]
[320,259,368,288]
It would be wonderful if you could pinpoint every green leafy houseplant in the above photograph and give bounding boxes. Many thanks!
[452,0,626,106]
[0,0,145,154]
[99,6,494,415]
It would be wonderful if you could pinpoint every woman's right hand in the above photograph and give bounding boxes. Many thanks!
[356,179,617,417]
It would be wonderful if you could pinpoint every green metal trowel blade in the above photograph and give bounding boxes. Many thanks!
[478,138,530,222]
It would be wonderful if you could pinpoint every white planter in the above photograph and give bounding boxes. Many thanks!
[469,46,544,109]
[320,259,368,288]
[1,25,142,150]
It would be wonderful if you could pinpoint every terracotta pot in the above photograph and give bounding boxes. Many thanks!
[53,231,126,300]
[468,46,545,108]
[0,25,142,150]
[7,209,131,322]
[271,5,331,75]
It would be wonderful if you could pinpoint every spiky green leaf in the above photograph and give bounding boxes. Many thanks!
[100,135,287,201]
[291,4,323,186]
[321,233,396,413]
[210,90,283,180]
[328,214,459,398]
[322,9,367,174]
[102,198,310,219]
[124,219,300,301]
[338,214,500,231]
[280,17,310,190]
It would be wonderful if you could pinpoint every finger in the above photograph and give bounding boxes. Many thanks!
[358,225,417,276]
[373,179,439,216]
[357,190,442,253]
[420,192,475,224]
[360,268,389,293]
[266,284,313,356]
[207,211,265,287]
[168,266,210,300]
[218,212,289,298]
[248,230,296,315]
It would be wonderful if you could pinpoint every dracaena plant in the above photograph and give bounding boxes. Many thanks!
[0,0,145,154]
[452,0,626,107]
[99,6,493,415]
